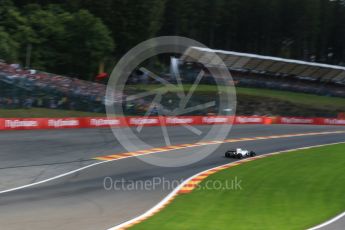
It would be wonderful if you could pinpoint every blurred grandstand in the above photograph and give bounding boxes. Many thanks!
[181,47,345,97]
[1,46,345,117]
[0,62,106,112]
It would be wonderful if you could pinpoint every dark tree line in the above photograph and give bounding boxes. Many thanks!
[1,0,345,79]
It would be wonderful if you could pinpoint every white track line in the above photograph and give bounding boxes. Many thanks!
[0,161,106,194]
[0,147,174,194]
[308,213,345,230]
[0,131,343,196]
[108,141,345,230]
[108,164,217,230]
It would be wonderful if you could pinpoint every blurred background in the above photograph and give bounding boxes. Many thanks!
[0,0,345,118]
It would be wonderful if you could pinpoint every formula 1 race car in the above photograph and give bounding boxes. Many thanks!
[225,148,256,159]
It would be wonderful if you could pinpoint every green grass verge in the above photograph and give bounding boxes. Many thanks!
[131,143,345,230]
[237,87,345,110]
[0,108,105,118]
[128,84,345,111]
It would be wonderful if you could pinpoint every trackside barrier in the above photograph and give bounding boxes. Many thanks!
[0,116,344,131]
[0,116,267,130]
[276,117,345,126]
[276,117,315,125]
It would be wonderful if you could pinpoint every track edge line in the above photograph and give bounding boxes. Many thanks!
[109,141,345,230]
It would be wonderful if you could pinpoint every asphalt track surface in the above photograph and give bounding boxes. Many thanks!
[0,125,345,230]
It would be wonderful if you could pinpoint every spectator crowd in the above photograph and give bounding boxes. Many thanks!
[1,60,344,117]
[0,62,106,112]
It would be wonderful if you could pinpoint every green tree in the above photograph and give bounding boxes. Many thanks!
[71,0,165,55]
[0,0,34,64]
[22,4,66,69]
[0,27,19,62]
[7,0,345,69]
[20,6,114,79]
[59,9,114,79]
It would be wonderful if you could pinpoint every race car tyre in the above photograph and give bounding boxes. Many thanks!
[238,154,243,159]
[250,151,256,157]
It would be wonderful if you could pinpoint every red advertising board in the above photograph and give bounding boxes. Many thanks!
[86,117,126,128]
[0,118,43,130]
[276,117,316,125]
[0,116,344,131]
[317,118,345,126]
[234,116,264,124]
[46,118,81,129]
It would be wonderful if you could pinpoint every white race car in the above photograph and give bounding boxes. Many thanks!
[225,148,256,159]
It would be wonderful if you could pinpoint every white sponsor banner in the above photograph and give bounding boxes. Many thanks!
[324,119,345,125]
[90,118,121,127]
[202,117,229,124]
[166,117,194,124]
[48,119,79,128]
[5,120,39,128]
[129,118,159,125]
[281,117,314,124]
[236,117,263,124]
